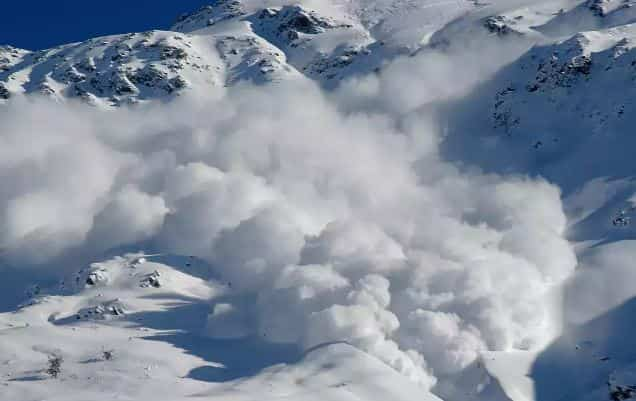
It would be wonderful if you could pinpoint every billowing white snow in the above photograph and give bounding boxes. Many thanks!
[2,1,636,401]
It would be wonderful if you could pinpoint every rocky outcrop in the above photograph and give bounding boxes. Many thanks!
[0,31,218,106]
[483,15,525,37]
[489,28,636,136]
[171,0,246,32]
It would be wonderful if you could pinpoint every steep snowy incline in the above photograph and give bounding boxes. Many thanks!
[0,0,492,102]
[171,1,400,86]
[445,22,636,237]
[4,0,624,105]
[0,253,441,401]
[437,16,636,401]
[5,1,636,401]
[536,0,636,37]
[0,31,225,107]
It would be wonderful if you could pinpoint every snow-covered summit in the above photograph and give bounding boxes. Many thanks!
[447,21,636,167]
[0,31,223,107]
[0,0,489,104]
[13,0,636,108]
[6,2,636,401]
[172,1,247,33]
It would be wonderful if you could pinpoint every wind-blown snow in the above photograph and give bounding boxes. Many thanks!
[0,70,576,393]
[5,1,636,401]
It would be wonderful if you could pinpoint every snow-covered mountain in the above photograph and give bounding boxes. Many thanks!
[0,31,225,107]
[4,1,636,401]
[0,253,441,401]
[4,0,629,106]
[0,0,480,105]
[444,5,636,252]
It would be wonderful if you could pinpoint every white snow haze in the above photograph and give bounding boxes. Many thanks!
[2,1,636,401]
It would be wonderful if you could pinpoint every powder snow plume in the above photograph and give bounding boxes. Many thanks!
[0,45,576,391]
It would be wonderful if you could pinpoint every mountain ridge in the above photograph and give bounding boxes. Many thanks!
[3,2,636,401]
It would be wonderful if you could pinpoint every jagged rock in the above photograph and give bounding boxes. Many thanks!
[110,71,138,95]
[586,0,636,18]
[39,83,56,96]
[46,355,63,378]
[610,369,636,400]
[305,47,364,80]
[483,16,523,37]
[160,45,188,60]
[172,1,246,32]
[0,2,384,103]
[102,350,114,361]
[486,29,636,135]
[0,45,28,72]
[0,30,216,106]
[61,66,86,83]
[75,300,126,320]
[254,5,353,42]
[25,284,41,298]
[170,75,188,90]
[0,83,10,99]
[589,0,609,16]
[611,386,636,401]
[129,64,168,86]
[128,64,187,93]
[613,207,635,227]
[140,270,161,288]
[83,266,109,287]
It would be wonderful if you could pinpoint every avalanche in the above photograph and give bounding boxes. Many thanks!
[1,1,636,401]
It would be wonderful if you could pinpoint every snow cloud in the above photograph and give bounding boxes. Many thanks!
[0,45,576,390]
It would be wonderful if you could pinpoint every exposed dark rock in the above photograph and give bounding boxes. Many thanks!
[0,83,10,99]
[483,16,520,36]
[140,270,161,288]
[611,384,636,401]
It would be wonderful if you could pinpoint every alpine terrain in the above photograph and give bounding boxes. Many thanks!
[1,1,636,401]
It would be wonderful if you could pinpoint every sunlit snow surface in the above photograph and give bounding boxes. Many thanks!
[0,254,442,401]
[3,1,636,401]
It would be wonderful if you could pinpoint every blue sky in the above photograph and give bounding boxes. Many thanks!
[0,1,214,50]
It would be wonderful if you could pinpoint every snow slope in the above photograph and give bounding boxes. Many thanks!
[0,0,484,104]
[437,5,636,401]
[0,31,225,107]
[4,1,636,401]
[4,0,616,105]
[444,17,636,289]
[0,254,441,401]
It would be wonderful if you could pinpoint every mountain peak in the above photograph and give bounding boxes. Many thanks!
[172,1,246,32]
